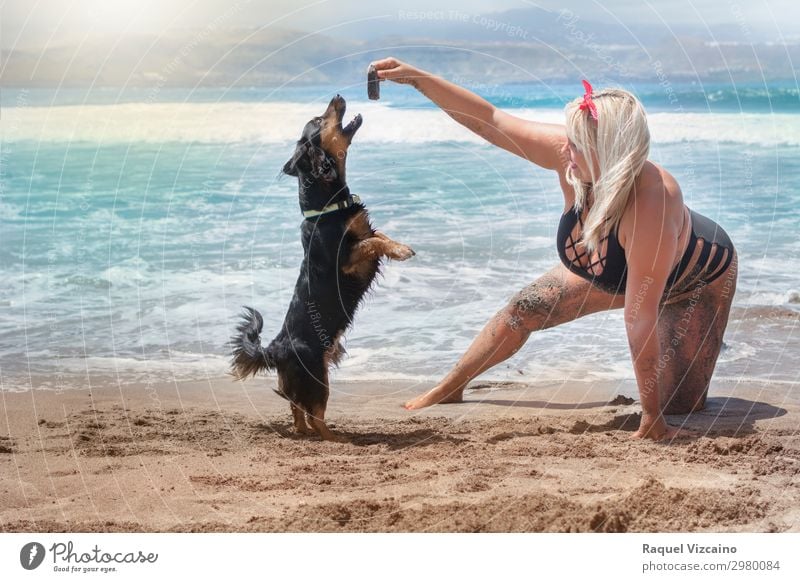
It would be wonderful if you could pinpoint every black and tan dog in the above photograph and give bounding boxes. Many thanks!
[230,95,414,442]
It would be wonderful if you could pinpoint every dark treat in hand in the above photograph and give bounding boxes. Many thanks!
[367,64,380,100]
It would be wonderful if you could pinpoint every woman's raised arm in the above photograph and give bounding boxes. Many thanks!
[370,57,567,171]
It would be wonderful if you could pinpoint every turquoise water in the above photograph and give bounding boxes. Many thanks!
[1,83,798,390]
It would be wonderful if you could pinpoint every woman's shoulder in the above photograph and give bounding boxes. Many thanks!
[638,162,685,212]
[617,161,685,247]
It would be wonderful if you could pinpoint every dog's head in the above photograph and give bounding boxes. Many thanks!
[282,94,362,185]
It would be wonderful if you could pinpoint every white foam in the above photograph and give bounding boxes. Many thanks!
[743,290,800,306]
[2,102,799,146]
[54,352,231,379]
[646,111,800,146]
[717,340,758,363]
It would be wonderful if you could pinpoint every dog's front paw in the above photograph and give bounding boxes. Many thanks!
[391,244,416,261]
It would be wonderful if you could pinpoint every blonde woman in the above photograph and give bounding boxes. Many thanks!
[370,58,738,441]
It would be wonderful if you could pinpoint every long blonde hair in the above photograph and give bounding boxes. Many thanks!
[564,87,650,254]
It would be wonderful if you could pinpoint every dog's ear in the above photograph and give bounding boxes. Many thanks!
[282,142,308,176]
[309,146,338,181]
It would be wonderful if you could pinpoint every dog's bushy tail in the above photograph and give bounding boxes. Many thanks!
[229,306,275,380]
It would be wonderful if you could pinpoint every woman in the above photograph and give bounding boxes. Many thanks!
[370,57,738,441]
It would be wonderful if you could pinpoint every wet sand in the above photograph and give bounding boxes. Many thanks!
[1,377,798,532]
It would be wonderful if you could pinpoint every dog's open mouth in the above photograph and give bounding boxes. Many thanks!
[331,95,362,139]
[342,113,363,138]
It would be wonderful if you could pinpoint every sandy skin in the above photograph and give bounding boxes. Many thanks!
[403,253,737,441]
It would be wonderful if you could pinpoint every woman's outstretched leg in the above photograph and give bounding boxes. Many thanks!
[404,264,625,409]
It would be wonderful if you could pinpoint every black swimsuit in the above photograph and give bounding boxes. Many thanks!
[556,204,735,297]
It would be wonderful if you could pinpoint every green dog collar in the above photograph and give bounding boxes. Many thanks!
[302,194,362,219]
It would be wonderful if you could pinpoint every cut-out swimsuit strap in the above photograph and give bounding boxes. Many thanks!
[556,205,735,297]
[664,209,735,298]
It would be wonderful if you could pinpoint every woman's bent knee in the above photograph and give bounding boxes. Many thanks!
[507,283,562,332]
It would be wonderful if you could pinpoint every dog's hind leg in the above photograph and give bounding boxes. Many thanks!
[291,403,313,435]
[307,406,348,443]
[287,360,347,442]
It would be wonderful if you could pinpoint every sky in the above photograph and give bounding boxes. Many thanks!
[2,0,798,49]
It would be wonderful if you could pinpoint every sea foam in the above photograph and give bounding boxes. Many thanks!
[2,102,799,147]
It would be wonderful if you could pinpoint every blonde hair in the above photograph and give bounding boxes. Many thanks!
[564,87,650,254]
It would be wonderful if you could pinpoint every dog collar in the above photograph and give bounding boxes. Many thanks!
[302,194,361,219]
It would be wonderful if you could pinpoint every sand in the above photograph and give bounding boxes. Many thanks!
[1,376,798,532]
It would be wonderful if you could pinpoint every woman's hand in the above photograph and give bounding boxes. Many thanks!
[369,57,423,86]
[631,412,698,442]
[367,57,566,170]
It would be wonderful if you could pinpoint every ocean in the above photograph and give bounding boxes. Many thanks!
[1,82,798,392]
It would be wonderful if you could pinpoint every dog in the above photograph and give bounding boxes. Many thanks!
[229,94,415,442]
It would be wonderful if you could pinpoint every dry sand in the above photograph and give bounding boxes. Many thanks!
[1,377,798,532]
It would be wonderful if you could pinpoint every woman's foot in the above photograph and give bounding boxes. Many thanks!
[403,385,464,410]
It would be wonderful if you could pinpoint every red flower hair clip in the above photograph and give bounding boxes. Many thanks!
[579,79,598,121]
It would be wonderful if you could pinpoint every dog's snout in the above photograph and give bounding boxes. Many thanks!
[329,94,346,111]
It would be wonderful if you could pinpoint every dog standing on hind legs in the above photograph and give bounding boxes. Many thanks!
[229,95,415,442]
